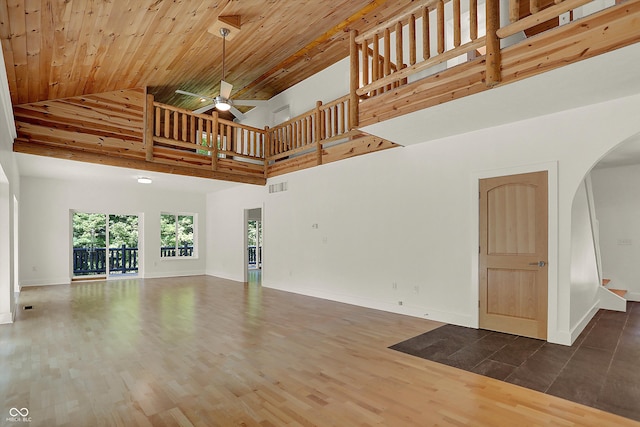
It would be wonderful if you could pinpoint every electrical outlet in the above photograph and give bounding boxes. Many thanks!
[398,301,403,306]
[392,282,397,290]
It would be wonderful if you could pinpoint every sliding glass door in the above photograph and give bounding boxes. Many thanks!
[107,215,139,276]
[72,212,139,279]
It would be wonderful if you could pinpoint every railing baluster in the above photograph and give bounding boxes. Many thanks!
[240,128,245,154]
[361,41,369,88]
[530,0,540,14]
[437,1,445,55]
[164,109,170,138]
[470,0,478,41]
[372,33,380,97]
[510,0,520,23]
[212,112,219,170]
[173,111,179,140]
[316,101,322,165]
[384,27,391,91]
[454,0,461,47]
[423,7,431,61]
[395,21,403,73]
[409,14,416,66]
[182,113,187,141]
[154,106,161,137]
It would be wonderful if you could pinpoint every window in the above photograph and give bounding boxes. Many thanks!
[161,213,196,257]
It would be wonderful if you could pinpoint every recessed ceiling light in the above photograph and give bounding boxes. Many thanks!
[137,177,152,184]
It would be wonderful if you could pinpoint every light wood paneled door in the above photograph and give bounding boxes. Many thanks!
[479,171,548,339]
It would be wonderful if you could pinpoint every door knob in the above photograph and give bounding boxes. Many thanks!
[528,261,546,267]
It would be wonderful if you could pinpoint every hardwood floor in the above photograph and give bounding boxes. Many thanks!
[1,276,637,426]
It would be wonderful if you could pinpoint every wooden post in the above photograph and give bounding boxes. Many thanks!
[315,101,323,165]
[485,0,502,87]
[349,30,359,130]
[144,93,154,161]
[264,126,270,178]
[212,112,219,171]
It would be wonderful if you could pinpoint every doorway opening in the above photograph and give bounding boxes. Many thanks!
[246,208,262,285]
[72,212,140,279]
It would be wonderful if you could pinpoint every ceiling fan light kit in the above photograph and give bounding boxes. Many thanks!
[214,96,232,111]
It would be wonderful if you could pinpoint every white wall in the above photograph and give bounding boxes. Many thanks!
[20,176,207,286]
[243,58,351,128]
[0,46,19,323]
[569,178,601,330]
[207,92,640,345]
[591,162,640,302]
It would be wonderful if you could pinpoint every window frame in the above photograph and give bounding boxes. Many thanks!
[160,212,197,259]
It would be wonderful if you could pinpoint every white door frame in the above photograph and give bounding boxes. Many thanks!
[243,206,264,283]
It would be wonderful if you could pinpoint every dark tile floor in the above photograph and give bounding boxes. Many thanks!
[390,301,640,422]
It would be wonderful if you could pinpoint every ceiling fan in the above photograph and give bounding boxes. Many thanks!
[176,26,265,121]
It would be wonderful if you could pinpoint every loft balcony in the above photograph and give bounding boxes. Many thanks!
[11,0,640,184]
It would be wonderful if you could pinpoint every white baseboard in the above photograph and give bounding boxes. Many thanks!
[20,277,71,287]
[0,311,14,324]
[626,291,640,302]
[262,283,473,328]
[569,301,600,345]
[205,271,244,283]
[143,270,206,279]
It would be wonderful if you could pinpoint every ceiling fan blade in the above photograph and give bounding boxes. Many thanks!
[220,80,233,99]
[229,106,246,121]
[193,104,216,114]
[231,99,267,107]
[176,89,214,100]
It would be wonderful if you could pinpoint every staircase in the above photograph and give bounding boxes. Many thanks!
[603,278,628,299]
[599,278,627,312]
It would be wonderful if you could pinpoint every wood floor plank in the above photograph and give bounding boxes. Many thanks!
[1,276,638,426]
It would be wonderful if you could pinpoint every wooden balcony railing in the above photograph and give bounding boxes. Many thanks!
[266,95,354,166]
[146,99,267,178]
[354,0,488,99]
[144,90,395,180]
[350,0,634,127]
[138,0,633,182]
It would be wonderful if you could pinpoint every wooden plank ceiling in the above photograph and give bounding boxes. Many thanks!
[0,0,413,112]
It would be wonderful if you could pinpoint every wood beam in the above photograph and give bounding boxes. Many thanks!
[13,140,266,185]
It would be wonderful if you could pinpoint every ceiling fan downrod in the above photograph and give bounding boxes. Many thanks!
[220,28,230,82]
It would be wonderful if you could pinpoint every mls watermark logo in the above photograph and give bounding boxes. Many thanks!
[7,408,32,423]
